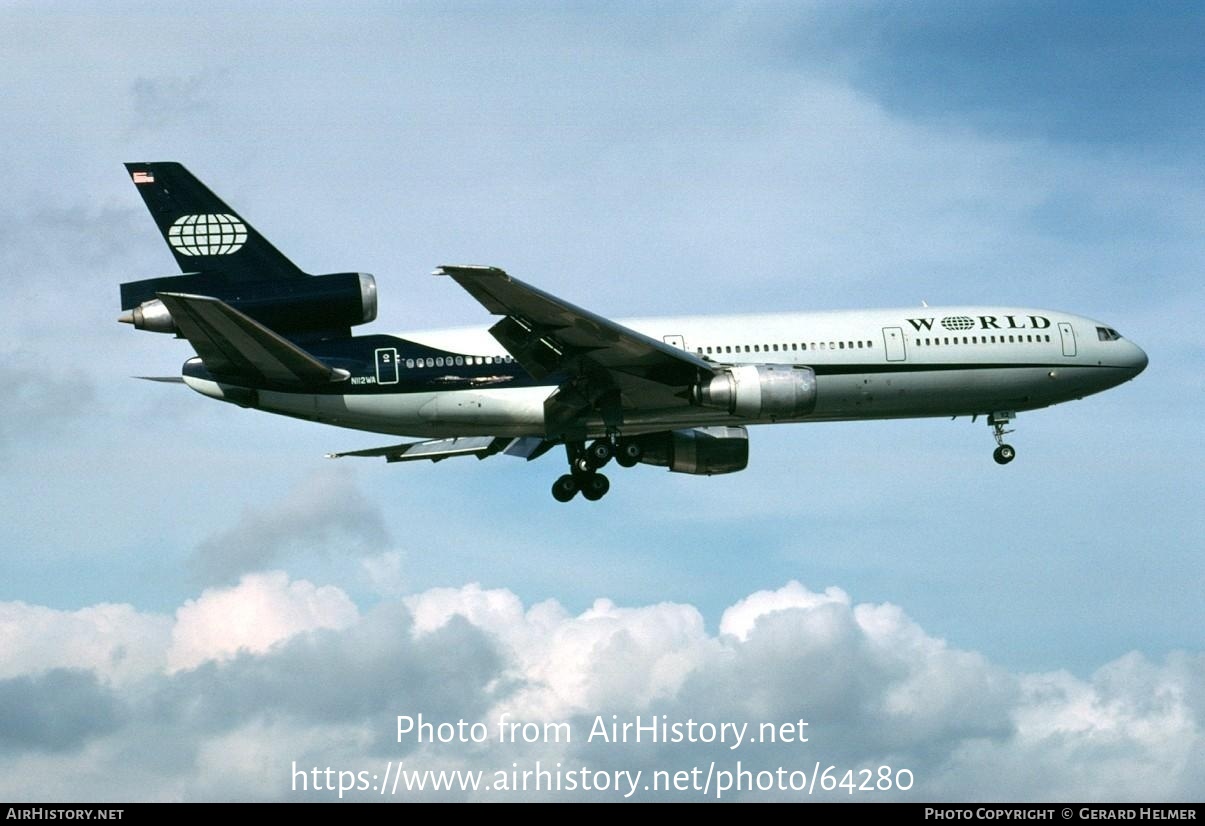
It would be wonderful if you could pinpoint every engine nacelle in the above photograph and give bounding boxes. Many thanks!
[694,364,817,419]
[120,272,377,337]
[633,426,749,475]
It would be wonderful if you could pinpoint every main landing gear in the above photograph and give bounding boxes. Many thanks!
[551,437,643,502]
[988,412,1016,465]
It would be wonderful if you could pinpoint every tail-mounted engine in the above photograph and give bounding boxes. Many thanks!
[694,364,817,419]
[119,272,377,338]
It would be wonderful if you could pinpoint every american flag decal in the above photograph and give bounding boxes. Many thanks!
[132,170,154,184]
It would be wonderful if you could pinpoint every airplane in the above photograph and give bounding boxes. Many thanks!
[118,163,1148,502]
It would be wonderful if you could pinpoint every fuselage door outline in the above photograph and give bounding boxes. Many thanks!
[1058,322,1077,357]
[376,347,400,384]
[882,327,906,362]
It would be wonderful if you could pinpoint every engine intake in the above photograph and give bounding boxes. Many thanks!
[633,426,749,475]
[695,364,817,419]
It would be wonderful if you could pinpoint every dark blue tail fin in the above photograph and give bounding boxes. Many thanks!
[120,163,377,338]
[123,162,305,287]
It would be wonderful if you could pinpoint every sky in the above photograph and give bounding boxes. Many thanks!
[0,0,1202,802]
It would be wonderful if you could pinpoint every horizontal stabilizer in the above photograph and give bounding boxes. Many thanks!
[327,436,553,464]
[157,292,349,388]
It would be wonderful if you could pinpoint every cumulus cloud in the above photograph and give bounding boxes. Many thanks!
[0,577,1198,801]
[406,585,716,721]
[360,551,407,598]
[190,468,391,583]
[0,670,125,757]
[167,571,358,673]
[0,600,170,685]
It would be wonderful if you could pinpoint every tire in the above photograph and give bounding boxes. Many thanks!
[616,441,642,468]
[993,444,1016,465]
[580,473,610,501]
[552,474,578,502]
[587,440,614,468]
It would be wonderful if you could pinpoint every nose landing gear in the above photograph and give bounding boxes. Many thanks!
[989,412,1016,465]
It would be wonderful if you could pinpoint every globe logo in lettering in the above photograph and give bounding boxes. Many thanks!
[940,316,974,332]
[168,214,247,256]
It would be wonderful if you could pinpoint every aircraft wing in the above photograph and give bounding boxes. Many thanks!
[436,266,714,383]
[327,435,554,464]
[157,292,349,388]
[436,266,717,435]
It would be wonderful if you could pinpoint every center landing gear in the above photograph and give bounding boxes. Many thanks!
[988,412,1016,465]
[550,437,644,501]
[551,439,615,502]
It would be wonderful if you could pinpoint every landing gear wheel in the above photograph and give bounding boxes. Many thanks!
[616,441,642,468]
[552,474,579,502]
[580,473,610,501]
[993,444,1016,465]
[587,439,615,468]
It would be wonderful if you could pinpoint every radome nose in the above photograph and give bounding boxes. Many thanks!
[1128,342,1149,377]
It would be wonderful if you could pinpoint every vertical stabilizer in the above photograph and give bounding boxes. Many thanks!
[123,162,306,282]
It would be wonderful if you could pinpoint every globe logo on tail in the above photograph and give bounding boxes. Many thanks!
[167,214,248,256]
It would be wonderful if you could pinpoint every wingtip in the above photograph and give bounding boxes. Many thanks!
[434,265,509,278]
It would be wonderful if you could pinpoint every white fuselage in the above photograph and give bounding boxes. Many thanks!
[186,306,1148,439]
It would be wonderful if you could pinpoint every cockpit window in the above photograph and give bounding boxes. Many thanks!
[1096,327,1123,341]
